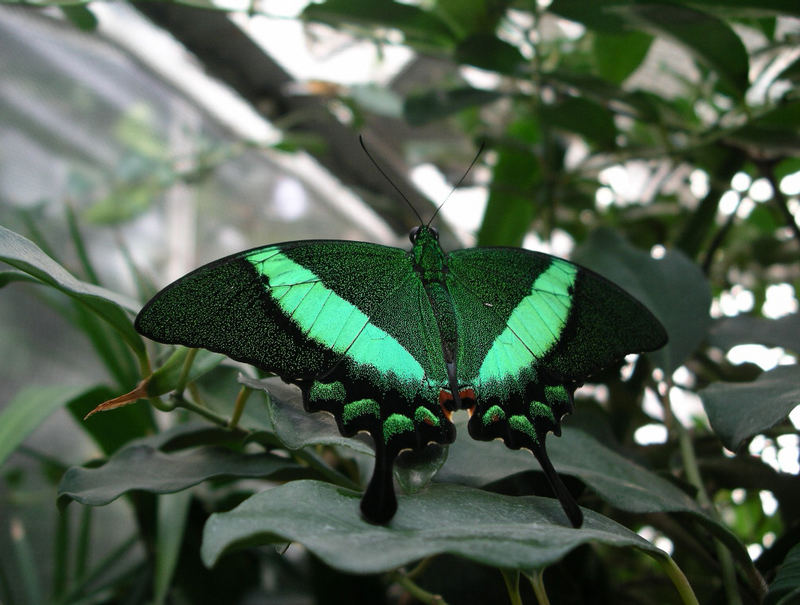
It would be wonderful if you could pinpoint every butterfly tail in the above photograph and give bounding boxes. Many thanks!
[360,439,398,524]
[531,443,583,528]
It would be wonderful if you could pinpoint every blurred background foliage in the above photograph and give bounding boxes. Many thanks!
[1,1,799,604]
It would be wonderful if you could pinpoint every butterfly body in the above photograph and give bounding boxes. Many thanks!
[136,225,666,527]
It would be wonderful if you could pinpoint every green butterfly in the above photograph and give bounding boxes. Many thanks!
[136,223,666,527]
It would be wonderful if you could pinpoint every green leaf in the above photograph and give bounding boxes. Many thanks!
[683,0,800,18]
[626,3,750,98]
[0,384,102,467]
[0,225,144,355]
[765,542,800,605]
[201,480,662,572]
[709,313,800,353]
[540,97,618,149]
[240,375,373,455]
[592,30,653,84]
[60,4,98,31]
[572,229,711,373]
[302,0,456,51]
[545,70,659,121]
[439,425,703,516]
[479,119,542,246]
[699,365,800,451]
[454,34,526,75]
[404,87,505,126]
[154,491,192,605]
[58,435,305,507]
[434,0,511,37]
[147,348,226,396]
[727,101,800,157]
[549,0,632,32]
[0,270,39,288]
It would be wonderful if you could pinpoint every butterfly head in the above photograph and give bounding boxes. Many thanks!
[409,224,439,244]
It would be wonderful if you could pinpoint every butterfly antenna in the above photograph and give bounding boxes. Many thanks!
[427,140,486,227]
[359,135,423,225]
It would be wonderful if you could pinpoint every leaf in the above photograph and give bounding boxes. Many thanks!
[154,491,192,605]
[239,375,373,455]
[439,424,702,515]
[60,4,98,31]
[708,313,800,353]
[682,0,800,18]
[572,228,711,373]
[0,384,103,467]
[0,225,144,354]
[592,30,653,84]
[765,542,800,605]
[404,87,505,126]
[625,3,750,98]
[201,480,662,572]
[479,119,541,247]
[726,101,800,157]
[454,34,527,75]
[549,0,632,32]
[0,270,39,288]
[302,0,456,51]
[58,437,305,507]
[699,365,800,451]
[434,0,512,37]
[540,97,618,149]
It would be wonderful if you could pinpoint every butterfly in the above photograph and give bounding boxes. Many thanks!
[135,216,667,528]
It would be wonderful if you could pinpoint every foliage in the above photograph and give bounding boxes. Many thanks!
[1,1,800,604]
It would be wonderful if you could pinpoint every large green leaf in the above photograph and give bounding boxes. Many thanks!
[592,30,653,84]
[454,34,526,75]
[625,3,750,98]
[0,384,103,467]
[765,542,800,605]
[439,425,702,516]
[302,0,456,51]
[58,434,306,507]
[572,228,711,373]
[0,224,144,354]
[539,97,618,149]
[699,364,800,451]
[709,313,800,353]
[201,480,662,573]
[404,87,505,126]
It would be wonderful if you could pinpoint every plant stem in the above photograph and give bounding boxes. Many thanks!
[174,347,198,394]
[525,569,551,605]
[661,382,742,604]
[228,385,252,429]
[501,569,523,605]
[648,551,700,605]
[388,569,448,604]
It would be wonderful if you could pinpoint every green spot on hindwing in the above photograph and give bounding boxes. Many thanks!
[509,414,538,443]
[383,413,414,442]
[414,406,440,427]
[482,404,506,426]
[529,400,555,423]
[308,380,346,403]
[544,384,569,407]
[342,398,380,424]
